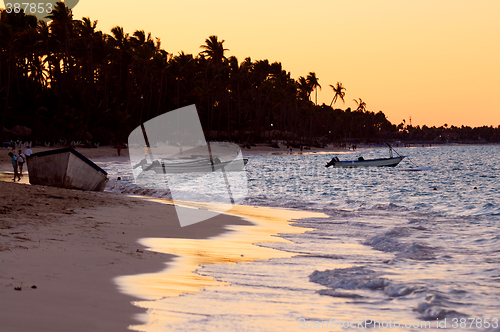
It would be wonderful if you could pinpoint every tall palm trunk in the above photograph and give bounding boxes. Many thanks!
[1,48,14,130]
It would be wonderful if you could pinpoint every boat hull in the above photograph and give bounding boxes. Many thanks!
[328,156,405,168]
[27,148,109,191]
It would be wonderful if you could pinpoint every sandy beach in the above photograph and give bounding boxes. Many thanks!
[0,145,326,331]
[0,143,348,169]
[3,143,499,331]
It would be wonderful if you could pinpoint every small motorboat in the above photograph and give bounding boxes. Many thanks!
[135,157,249,173]
[325,144,405,168]
[325,155,405,168]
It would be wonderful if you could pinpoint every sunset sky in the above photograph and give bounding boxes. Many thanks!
[72,0,500,128]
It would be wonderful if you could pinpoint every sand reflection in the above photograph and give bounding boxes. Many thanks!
[114,201,327,329]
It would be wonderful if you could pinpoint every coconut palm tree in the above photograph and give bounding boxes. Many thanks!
[200,35,228,66]
[129,30,157,122]
[353,98,367,112]
[329,81,346,107]
[1,7,417,145]
[74,17,104,127]
[297,76,311,102]
[306,72,321,105]
[46,2,75,76]
[200,35,229,139]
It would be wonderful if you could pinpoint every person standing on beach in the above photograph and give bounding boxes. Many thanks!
[117,144,122,156]
[16,150,25,177]
[24,147,32,167]
[24,147,32,158]
[8,152,21,181]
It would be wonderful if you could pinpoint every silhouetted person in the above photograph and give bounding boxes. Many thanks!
[24,147,32,162]
[8,152,21,181]
[17,150,25,176]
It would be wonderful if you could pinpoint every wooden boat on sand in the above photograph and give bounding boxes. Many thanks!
[27,147,109,191]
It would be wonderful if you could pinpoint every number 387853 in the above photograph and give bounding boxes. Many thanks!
[5,3,53,14]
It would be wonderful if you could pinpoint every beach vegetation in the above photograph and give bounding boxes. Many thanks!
[1,3,499,146]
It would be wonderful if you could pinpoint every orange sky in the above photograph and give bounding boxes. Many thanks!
[72,0,500,127]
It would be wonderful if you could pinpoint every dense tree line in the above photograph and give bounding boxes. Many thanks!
[1,3,499,146]
[395,124,500,143]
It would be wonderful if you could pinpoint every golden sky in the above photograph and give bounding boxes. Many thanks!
[73,0,500,127]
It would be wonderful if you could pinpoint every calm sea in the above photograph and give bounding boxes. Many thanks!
[103,144,500,331]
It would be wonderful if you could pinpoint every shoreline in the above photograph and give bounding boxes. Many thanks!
[2,143,493,330]
[116,200,327,331]
[1,141,491,170]
[0,148,327,331]
[0,178,256,330]
[0,180,175,331]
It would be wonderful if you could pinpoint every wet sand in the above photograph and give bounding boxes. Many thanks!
[0,178,262,331]
[0,146,327,331]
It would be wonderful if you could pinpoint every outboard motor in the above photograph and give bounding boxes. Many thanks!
[325,158,336,168]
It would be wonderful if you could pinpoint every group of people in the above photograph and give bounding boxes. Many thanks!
[8,148,32,182]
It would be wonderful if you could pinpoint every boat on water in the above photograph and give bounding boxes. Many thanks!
[127,104,249,227]
[325,155,405,168]
[325,144,405,168]
[27,147,109,191]
[135,157,249,173]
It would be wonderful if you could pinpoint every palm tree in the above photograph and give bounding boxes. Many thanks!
[297,76,311,102]
[200,35,228,65]
[33,20,51,89]
[329,81,346,107]
[46,2,74,76]
[353,98,366,112]
[74,17,103,127]
[306,72,321,105]
[46,1,76,115]
[130,30,156,122]
[200,35,229,138]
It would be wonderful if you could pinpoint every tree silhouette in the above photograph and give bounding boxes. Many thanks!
[353,98,366,112]
[3,3,494,145]
[200,35,228,65]
[329,81,346,107]
[306,72,321,105]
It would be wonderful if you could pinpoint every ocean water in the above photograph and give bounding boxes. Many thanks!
[102,145,500,331]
